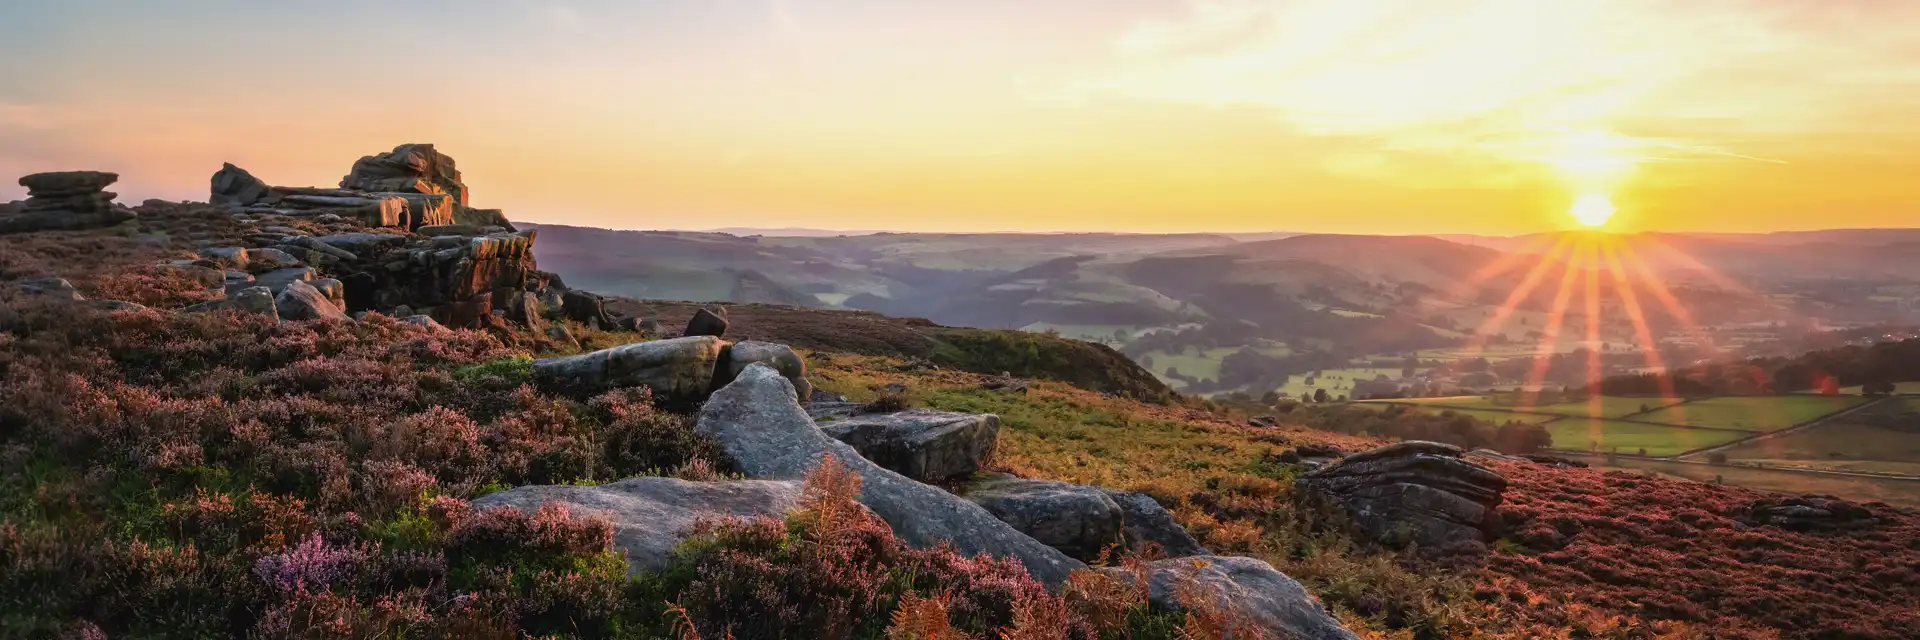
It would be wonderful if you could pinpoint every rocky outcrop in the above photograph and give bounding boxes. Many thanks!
[3,172,135,234]
[817,409,998,484]
[472,477,801,575]
[697,364,1083,585]
[685,307,728,338]
[965,476,1122,562]
[1296,441,1506,554]
[532,336,726,404]
[330,230,537,327]
[210,163,270,206]
[717,340,809,399]
[340,143,469,207]
[1105,556,1357,640]
[1105,490,1209,558]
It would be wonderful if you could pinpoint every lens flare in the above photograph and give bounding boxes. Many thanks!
[1571,193,1616,227]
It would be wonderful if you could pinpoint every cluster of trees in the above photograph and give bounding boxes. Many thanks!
[1585,335,1920,397]
[1282,404,1555,454]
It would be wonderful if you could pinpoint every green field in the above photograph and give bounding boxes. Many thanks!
[1545,419,1751,457]
[1274,367,1404,399]
[1637,396,1869,432]
[1587,457,1920,509]
[1706,398,1920,476]
[1379,395,1681,420]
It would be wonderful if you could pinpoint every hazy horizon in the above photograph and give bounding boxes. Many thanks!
[5,0,1918,235]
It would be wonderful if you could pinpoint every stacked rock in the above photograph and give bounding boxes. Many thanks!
[341,143,468,206]
[2,171,135,234]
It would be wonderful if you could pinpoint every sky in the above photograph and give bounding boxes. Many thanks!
[2,0,1917,235]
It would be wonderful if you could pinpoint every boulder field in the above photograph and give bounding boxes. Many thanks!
[0,144,1494,638]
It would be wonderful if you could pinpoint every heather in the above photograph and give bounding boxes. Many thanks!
[5,215,1918,639]
[807,353,1920,639]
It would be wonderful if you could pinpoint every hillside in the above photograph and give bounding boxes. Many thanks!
[2,158,1916,639]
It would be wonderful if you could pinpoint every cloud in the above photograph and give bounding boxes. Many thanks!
[1082,0,1920,184]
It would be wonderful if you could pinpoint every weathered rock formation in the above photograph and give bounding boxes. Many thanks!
[3,171,135,233]
[327,230,537,328]
[341,143,469,207]
[533,336,727,404]
[472,477,802,575]
[818,409,998,484]
[697,363,1083,585]
[1296,441,1507,554]
[210,163,270,206]
[1103,556,1358,640]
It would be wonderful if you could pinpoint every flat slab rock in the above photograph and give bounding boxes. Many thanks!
[697,364,1083,585]
[1103,556,1358,640]
[817,409,999,483]
[472,477,800,575]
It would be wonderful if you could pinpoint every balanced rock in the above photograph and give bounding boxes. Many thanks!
[1295,441,1506,554]
[533,336,726,404]
[340,143,469,206]
[685,307,728,338]
[210,163,270,206]
[966,476,1122,562]
[717,340,809,399]
[1104,556,1357,640]
[3,171,134,234]
[819,409,998,484]
[472,477,801,575]
[697,364,1083,585]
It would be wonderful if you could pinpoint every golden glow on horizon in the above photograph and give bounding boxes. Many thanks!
[1570,193,1617,227]
[2,0,1918,233]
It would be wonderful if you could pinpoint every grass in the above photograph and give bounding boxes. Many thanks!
[1587,457,1920,509]
[1707,398,1920,476]
[1543,419,1752,457]
[1274,367,1402,399]
[1637,396,1869,432]
[1374,395,1683,420]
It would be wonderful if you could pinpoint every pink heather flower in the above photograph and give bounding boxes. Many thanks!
[253,532,369,593]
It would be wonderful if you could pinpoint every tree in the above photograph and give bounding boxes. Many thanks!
[1313,388,1329,403]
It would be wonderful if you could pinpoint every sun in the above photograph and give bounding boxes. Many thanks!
[1570,193,1616,227]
